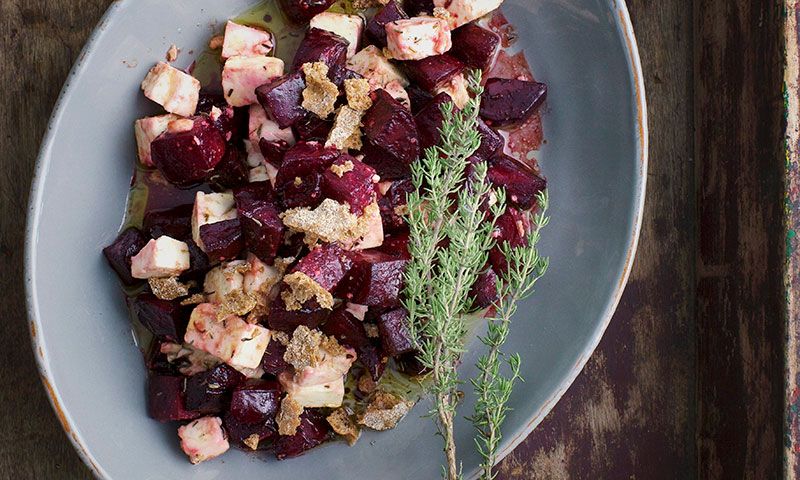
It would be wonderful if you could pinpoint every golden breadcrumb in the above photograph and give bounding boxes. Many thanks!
[277,396,304,436]
[301,62,339,118]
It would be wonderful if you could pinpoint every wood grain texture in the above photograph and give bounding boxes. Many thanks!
[1,0,787,479]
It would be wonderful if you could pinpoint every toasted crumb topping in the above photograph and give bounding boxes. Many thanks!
[327,408,361,446]
[293,176,303,187]
[358,391,413,431]
[277,396,304,436]
[243,434,260,451]
[180,293,207,306]
[148,276,190,301]
[433,7,451,20]
[272,331,291,346]
[364,323,380,338]
[393,204,410,217]
[216,290,258,319]
[301,62,339,119]
[357,373,378,394]
[281,272,334,311]
[325,106,364,151]
[281,199,370,246]
[209,35,224,50]
[283,325,348,370]
[166,44,179,62]
[330,160,355,177]
[344,78,373,111]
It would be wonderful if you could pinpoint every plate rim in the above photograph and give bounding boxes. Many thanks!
[24,0,648,478]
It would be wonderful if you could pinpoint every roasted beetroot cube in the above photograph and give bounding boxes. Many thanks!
[129,293,187,343]
[235,185,284,263]
[404,54,465,91]
[282,173,325,209]
[378,179,413,233]
[143,204,193,241]
[359,343,388,381]
[479,78,547,128]
[475,118,505,158]
[145,340,180,375]
[470,268,499,309]
[377,232,410,258]
[197,92,245,143]
[185,364,246,414]
[321,306,370,349]
[362,90,420,180]
[278,232,310,260]
[293,113,333,142]
[229,379,282,424]
[147,375,198,422]
[208,145,249,190]
[329,65,363,91]
[322,156,377,215]
[377,308,414,357]
[103,227,149,285]
[451,24,501,71]
[487,154,547,210]
[199,218,244,262]
[292,243,353,291]
[151,116,226,188]
[340,250,409,308]
[407,84,434,115]
[234,180,277,204]
[261,341,291,376]
[256,72,307,129]
[396,351,428,376]
[365,0,408,48]
[415,92,453,151]
[276,141,339,208]
[291,28,348,72]
[404,0,434,15]
[489,207,531,273]
[268,294,331,332]
[279,0,336,23]
[259,138,291,167]
[224,413,277,450]
[273,410,331,460]
[183,240,212,279]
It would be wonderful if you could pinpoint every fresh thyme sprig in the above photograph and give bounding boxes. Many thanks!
[471,191,550,480]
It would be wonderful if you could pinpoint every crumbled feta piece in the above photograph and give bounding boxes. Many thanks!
[385,17,452,61]
[327,408,361,445]
[134,114,180,167]
[353,202,384,250]
[325,106,364,151]
[347,45,409,91]
[384,80,411,109]
[301,62,339,119]
[192,192,238,251]
[309,12,364,58]
[178,417,230,465]
[357,391,413,431]
[435,72,470,109]
[160,342,221,376]
[346,302,369,321]
[248,104,296,148]
[249,165,269,183]
[221,21,273,59]
[277,396,304,436]
[222,56,284,107]
[281,198,371,246]
[166,44,179,62]
[344,78,373,112]
[244,139,265,168]
[141,62,200,116]
[433,0,504,29]
[148,276,191,300]
[280,373,345,408]
[243,253,283,296]
[131,236,190,279]
[204,261,258,318]
[184,303,271,369]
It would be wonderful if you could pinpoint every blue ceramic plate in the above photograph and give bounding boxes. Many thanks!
[26,1,646,478]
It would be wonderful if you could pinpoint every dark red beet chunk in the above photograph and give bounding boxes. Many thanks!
[256,72,306,129]
[276,141,340,208]
[259,138,291,167]
[378,232,410,258]
[129,293,187,343]
[404,54,465,91]
[322,156,377,215]
[451,24,501,71]
[291,243,353,292]
[183,240,212,280]
[407,84,434,115]
[377,308,414,357]
[145,340,180,375]
[291,28,349,72]
[322,306,370,349]
[268,295,331,332]
[404,0,434,15]
[470,268,499,309]
[293,113,334,142]
[340,250,409,308]
[479,78,547,128]
[489,207,531,274]
[378,179,413,233]
[329,65,364,91]
[359,343,388,381]
[147,375,198,422]
[151,116,226,188]
[362,90,420,180]
[143,204,193,240]
[199,218,244,262]
[283,173,325,209]
[365,0,408,48]
[279,0,336,23]
[224,413,277,450]
[229,380,282,424]
[273,410,331,460]
[208,146,248,190]
[103,227,149,286]
[234,183,284,263]
[415,92,453,151]
[475,118,505,158]
[184,364,246,414]
[487,154,547,210]
[197,92,245,143]
[261,341,291,376]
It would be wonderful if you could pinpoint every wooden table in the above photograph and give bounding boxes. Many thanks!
[0,0,789,477]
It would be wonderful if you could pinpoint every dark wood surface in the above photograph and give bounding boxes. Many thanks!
[0,0,787,478]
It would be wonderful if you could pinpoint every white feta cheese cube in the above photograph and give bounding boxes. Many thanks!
[178,417,230,465]
[347,46,409,91]
[435,72,470,109]
[243,253,282,295]
[434,0,504,29]
[203,261,247,304]
[385,17,452,60]
[192,192,238,251]
[346,302,369,321]
[309,12,364,58]
[354,201,384,250]
[249,165,269,183]
[248,104,296,148]
[222,56,284,107]
[279,373,345,408]
[244,139,265,168]
[141,62,200,116]
[185,303,271,369]
[130,236,190,279]
[221,21,273,59]
[134,114,180,167]
[383,80,411,109]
